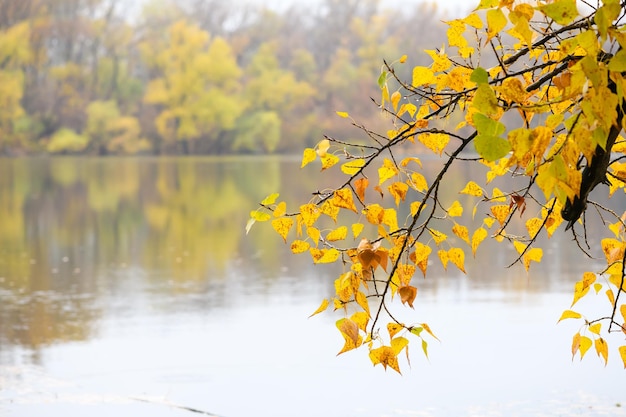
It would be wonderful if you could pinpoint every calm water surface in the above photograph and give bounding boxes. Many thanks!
[0,157,624,417]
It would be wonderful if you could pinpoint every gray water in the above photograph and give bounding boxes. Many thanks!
[0,157,624,417]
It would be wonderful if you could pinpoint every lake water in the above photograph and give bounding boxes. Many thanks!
[0,156,624,417]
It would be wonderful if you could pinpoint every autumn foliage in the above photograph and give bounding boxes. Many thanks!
[250,0,626,372]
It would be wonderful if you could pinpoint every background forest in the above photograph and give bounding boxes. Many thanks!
[0,0,462,156]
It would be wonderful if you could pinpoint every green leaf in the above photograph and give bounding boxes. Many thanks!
[378,71,388,89]
[536,0,579,26]
[261,193,280,205]
[470,67,489,84]
[608,49,626,72]
[475,135,511,162]
[472,84,499,115]
[473,113,505,136]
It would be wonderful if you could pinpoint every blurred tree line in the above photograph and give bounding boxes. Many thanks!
[0,0,453,155]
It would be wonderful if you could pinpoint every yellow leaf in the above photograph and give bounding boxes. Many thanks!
[558,310,582,323]
[261,193,280,205]
[525,217,543,238]
[498,77,528,103]
[448,200,463,217]
[425,49,451,72]
[452,224,470,245]
[430,229,447,245]
[491,204,510,226]
[382,208,399,232]
[484,217,496,229]
[320,153,340,170]
[332,188,358,213]
[410,201,423,217]
[315,248,341,264]
[486,8,507,43]
[307,226,320,245]
[391,91,401,111]
[601,238,624,264]
[571,272,595,306]
[621,304,626,322]
[448,247,466,273]
[274,201,286,217]
[421,322,440,341]
[400,157,422,168]
[300,203,320,227]
[523,248,543,271]
[460,181,483,197]
[250,210,271,222]
[409,172,428,192]
[571,333,581,359]
[364,204,384,224]
[595,338,608,365]
[271,217,293,242]
[419,132,450,155]
[491,187,507,202]
[588,323,601,335]
[320,200,339,221]
[537,0,579,25]
[309,298,329,317]
[369,346,401,373]
[341,159,366,175]
[352,223,364,239]
[378,158,399,185]
[316,139,330,157]
[351,311,369,332]
[389,181,409,205]
[291,240,310,254]
[410,242,432,277]
[356,291,370,316]
[438,249,449,270]
[619,346,626,369]
[399,54,407,63]
[327,226,348,242]
[579,336,592,360]
[412,66,435,86]
[388,323,404,339]
[391,336,409,355]
[334,272,354,302]
[301,148,317,168]
[336,111,349,118]
[337,318,361,355]
[471,227,488,256]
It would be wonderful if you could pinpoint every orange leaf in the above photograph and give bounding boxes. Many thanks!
[410,242,432,277]
[354,177,368,202]
[398,286,417,308]
[389,181,409,205]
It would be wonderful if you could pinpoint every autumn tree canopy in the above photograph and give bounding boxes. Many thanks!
[250,0,626,372]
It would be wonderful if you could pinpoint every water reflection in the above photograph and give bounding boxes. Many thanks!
[1,157,625,417]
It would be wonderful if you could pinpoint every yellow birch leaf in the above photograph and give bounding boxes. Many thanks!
[352,223,364,239]
[250,210,271,222]
[499,77,528,103]
[336,318,361,354]
[351,311,369,332]
[537,0,579,25]
[333,188,358,213]
[425,49,451,72]
[309,298,329,317]
[273,201,286,217]
[491,188,507,202]
[491,204,510,226]
[621,304,626,322]
[316,139,330,157]
[486,8,507,43]
[452,224,470,245]
[525,217,543,238]
[411,242,432,277]
[320,153,340,170]
[558,310,582,322]
[310,247,324,263]
[364,204,384,224]
[572,333,581,359]
[438,249,449,270]
[460,181,483,197]
[399,286,417,308]
[391,91,401,111]
[261,193,280,205]
[315,248,341,264]
[327,226,348,242]
[448,200,463,217]
[388,323,403,339]
[336,111,349,118]
[471,227,488,256]
[595,338,608,365]
[320,200,339,221]
[619,345,626,369]
[419,132,450,155]
[391,336,409,355]
[448,247,466,273]
[523,248,543,271]
[593,283,602,294]
[399,54,407,63]
[382,209,399,232]
[272,217,293,242]
[410,201,423,217]
[601,238,624,264]
[462,12,483,29]
[369,346,401,373]
[572,272,595,306]
[301,148,316,168]
[421,323,440,341]
[579,336,592,360]
[607,289,615,305]
[356,291,370,316]
[291,240,310,254]
[588,323,601,335]
[412,66,435,86]
[378,158,399,185]
[389,181,409,205]
[484,217,496,228]
[430,229,448,245]
[341,159,366,175]
[307,226,320,245]
[300,203,320,227]
[409,172,428,192]
[401,157,422,168]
